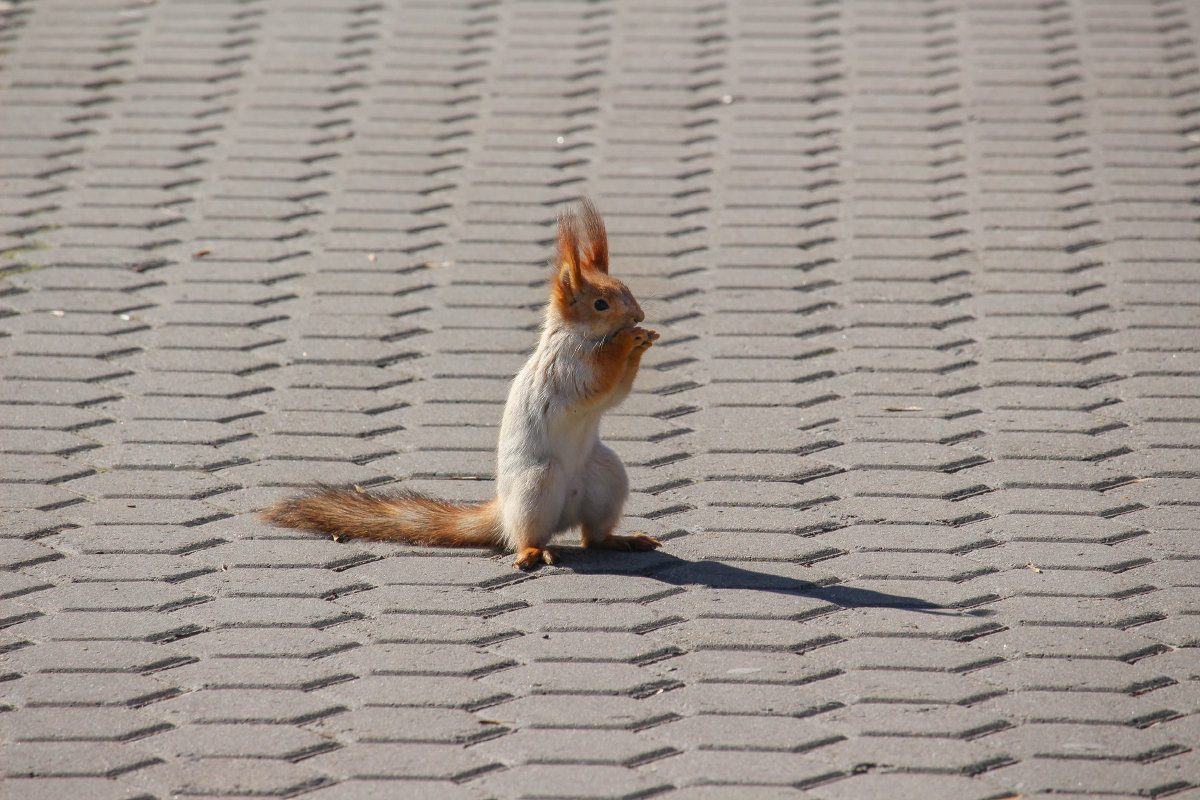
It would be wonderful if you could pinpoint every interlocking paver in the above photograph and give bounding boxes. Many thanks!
[2,0,1200,797]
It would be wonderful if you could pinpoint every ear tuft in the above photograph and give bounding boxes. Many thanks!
[577,196,609,274]
[553,206,584,304]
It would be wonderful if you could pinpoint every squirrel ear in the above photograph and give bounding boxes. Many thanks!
[578,197,608,275]
[556,208,584,296]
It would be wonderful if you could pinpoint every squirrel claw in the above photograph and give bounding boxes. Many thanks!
[514,547,556,570]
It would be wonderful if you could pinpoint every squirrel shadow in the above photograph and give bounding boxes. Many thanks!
[556,548,953,613]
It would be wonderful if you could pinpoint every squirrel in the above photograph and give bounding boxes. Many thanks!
[260,198,662,569]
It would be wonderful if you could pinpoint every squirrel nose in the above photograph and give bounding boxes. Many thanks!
[633,307,644,324]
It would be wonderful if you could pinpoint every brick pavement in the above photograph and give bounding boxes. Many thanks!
[2,0,1199,798]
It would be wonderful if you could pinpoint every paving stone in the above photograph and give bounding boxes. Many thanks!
[0,539,66,571]
[198,539,376,571]
[321,643,514,679]
[482,661,670,700]
[652,713,843,753]
[56,498,229,528]
[1,641,193,676]
[339,554,519,587]
[120,758,331,799]
[652,749,846,788]
[988,755,1200,798]
[304,741,500,781]
[0,707,171,743]
[653,789,812,800]
[299,780,486,800]
[816,773,1008,800]
[183,566,372,600]
[331,584,522,617]
[983,721,1190,761]
[470,726,668,766]
[50,526,227,557]
[308,706,498,745]
[1,672,178,709]
[168,597,355,630]
[160,657,355,693]
[345,614,521,646]
[176,627,357,660]
[144,722,334,760]
[0,778,152,800]
[479,693,671,731]
[0,741,163,780]
[315,675,512,713]
[3,0,1199,796]
[19,578,206,609]
[489,630,680,667]
[470,764,671,799]
[22,552,220,584]
[9,610,201,643]
[0,571,53,602]
[152,688,344,726]
[826,702,1011,740]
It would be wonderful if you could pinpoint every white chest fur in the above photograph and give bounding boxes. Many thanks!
[497,323,605,484]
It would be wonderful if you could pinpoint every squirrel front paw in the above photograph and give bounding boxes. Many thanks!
[618,326,658,355]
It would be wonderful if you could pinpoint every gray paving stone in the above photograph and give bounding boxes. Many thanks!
[485,601,669,635]
[1,641,192,676]
[470,764,671,799]
[120,758,331,799]
[3,0,1199,797]
[303,741,500,781]
[1,672,177,709]
[310,706,499,745]
[183,566,372,600]
[9,614,199,642]
[989,755,1200,799]
[153,688,345,726]
[300,780,485,800]
[656,789,813,800]
[0,707,171,743]
[315,674,512,713]
[161,657,354,693]
[144,723,335,761]
[175,628,357,660]
[472,726,668,766]
[0,741,163,780]
[817,774,1007,800]
[0,778,153,800]
[169,597,356,630]
[21,581,206,613]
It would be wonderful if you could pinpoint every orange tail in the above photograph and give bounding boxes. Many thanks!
[259,485,503,549]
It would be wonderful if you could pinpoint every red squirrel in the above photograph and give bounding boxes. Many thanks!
[260,199,662,569]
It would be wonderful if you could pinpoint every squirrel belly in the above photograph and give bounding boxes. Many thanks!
[259,486,503,548]
[495,327,617,550]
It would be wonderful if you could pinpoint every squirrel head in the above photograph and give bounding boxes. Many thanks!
[549,198,644,339]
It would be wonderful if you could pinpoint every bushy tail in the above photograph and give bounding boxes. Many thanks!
[259,485,503,549]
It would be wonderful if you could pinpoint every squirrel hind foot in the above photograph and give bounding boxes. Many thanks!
[584,533,661,552]
[514,547,557,570]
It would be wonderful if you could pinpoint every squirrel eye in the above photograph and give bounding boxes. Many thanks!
[593,299,609,311]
